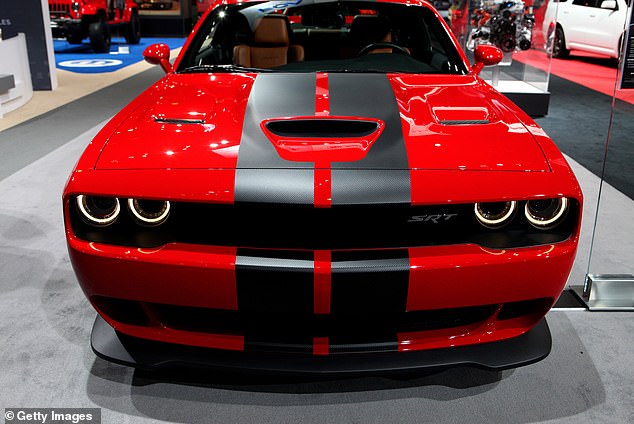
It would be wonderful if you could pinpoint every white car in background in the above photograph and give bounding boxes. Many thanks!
[544,0,628,59]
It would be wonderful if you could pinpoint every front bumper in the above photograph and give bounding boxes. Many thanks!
[91,314,552,373]
[68,235,576,357]
[50,18,82,39]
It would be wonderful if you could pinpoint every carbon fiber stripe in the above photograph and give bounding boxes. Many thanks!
[234,73,316,204]
[330,169,411,205]
[326,73,411,204]
[235,248,314,353]
[327,73,408,169]
[233,169,315,204]
[329,249,410,352]
[234,249,410,354]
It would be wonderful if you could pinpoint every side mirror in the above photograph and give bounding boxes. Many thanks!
[600,0,617,10]
[143,43,173,74]
[472,44,503,74]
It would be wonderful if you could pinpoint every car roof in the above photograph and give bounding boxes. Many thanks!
[209,0,435,9]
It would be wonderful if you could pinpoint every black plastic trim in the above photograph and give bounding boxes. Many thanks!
[70,199,580,250]
[440,120,491,125]
[265,119,379,138]
[153,118,206,125]
[91,315,552,374]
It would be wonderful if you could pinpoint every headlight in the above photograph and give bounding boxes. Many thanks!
[525,197,569,229]
[128,198,171,226]
[71,2,81,12]
[474,201,517,228]
[76,195,120,226]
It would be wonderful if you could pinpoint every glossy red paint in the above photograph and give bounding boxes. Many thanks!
[313,337,330,355]
[95,73,256,171]
[398,308,547,352]
[313,72,332,207]
[65,169,237,203]
[67,232,239,310]
[100,319,245,351]
[407,242,577,312]
[314,167,332,208]
[197,0,214,14]
[472,44,504,74]
[315,72,330,116]
[314,250,332,315]
[388,74,552,173]
[143,43,172,73]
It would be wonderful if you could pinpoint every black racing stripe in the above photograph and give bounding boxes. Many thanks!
[328,73,410,169]
[235,248,314,353]
[329,249,410,353]
[233,169,314,204]
[234,73,316,204]
[329,169,411,205]
[327,73,411,204]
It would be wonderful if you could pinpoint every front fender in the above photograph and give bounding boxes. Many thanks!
[81,5,99,16]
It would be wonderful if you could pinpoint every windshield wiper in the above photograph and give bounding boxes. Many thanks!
[178,64,272,73]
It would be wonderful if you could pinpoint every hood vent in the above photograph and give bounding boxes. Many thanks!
[440,120,491,125]
[154,117,206,125]
[264,119,379,138]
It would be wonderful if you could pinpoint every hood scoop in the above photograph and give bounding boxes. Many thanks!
[265,119,380,138]
[261,117,385,163]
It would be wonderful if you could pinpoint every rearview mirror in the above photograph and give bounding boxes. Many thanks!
[143,43,173,74]
[472,44,503,74]
[600,0,617,10]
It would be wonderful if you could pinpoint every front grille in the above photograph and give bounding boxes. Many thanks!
[49,2,71,15]
[92,295,501,354]
[69,200,579,250]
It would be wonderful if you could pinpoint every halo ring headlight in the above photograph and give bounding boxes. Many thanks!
[474,201,517,228]
[76,195,120,226]
[128,198,171,226]
[525,197,569,229]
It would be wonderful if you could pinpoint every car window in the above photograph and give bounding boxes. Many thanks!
[177,0,469,75]
[572,0,599,7]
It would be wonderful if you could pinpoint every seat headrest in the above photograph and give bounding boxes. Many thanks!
[254,16,290,46]
[350,15,391,44]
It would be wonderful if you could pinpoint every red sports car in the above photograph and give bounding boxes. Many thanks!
[63,0,582,373]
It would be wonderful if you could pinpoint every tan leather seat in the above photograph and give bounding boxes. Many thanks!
[233,16,304,68]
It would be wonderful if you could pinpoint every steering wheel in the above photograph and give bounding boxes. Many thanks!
[358,42,410,56]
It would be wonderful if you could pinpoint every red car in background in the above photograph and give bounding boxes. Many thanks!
[64,0,582,373]
[48,0,141,52]
[138,0,174,10]
[197,0,213,15]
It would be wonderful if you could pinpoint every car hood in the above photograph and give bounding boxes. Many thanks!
[95,73,550,172]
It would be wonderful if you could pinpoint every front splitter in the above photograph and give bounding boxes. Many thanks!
[91,315,552,374]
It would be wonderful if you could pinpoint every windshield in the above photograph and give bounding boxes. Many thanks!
[177,0,469,74]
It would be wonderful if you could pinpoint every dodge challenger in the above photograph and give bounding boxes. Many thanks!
[63,0,582,373]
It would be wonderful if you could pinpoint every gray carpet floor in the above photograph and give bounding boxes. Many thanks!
[0,71,633,423]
